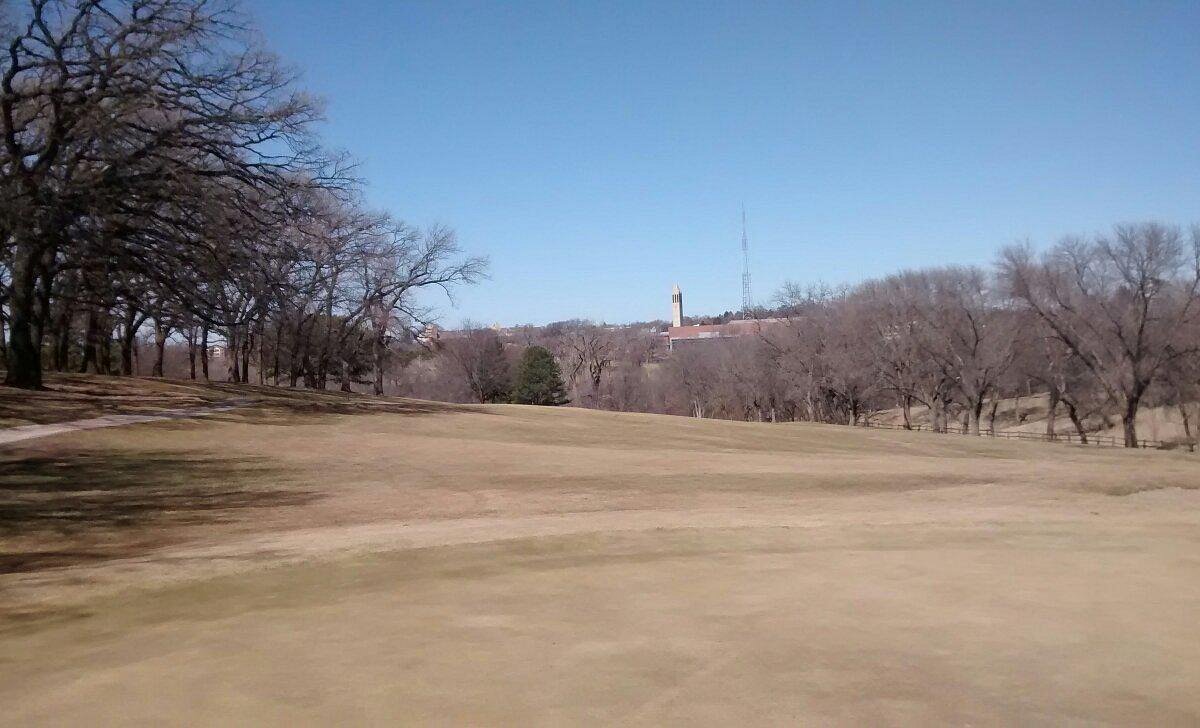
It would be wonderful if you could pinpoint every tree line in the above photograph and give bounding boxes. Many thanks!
[0,0,484,392]
[396,222,1199,449]
[1,2,1194,450]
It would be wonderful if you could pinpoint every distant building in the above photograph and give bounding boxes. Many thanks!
[416,324,441,345]
[666,285,785,350]
[207,344,227,360]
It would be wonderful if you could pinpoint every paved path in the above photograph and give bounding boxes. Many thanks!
[0,398,256,447]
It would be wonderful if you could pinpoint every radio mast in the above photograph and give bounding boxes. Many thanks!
[740,205,753,318]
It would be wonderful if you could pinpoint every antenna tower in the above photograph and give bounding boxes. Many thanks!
[740,205,753,318]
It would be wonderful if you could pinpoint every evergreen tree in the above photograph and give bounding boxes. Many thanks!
[511,346,570,405]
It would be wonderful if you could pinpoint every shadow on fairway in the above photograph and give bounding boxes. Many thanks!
[0,450,319,574]
[222,394,481,426]
[0,372,487,428]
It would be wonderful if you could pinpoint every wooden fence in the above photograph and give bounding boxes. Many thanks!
[855,420,1197,453]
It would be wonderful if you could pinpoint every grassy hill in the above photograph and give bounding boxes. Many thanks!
[1,376,1198,724]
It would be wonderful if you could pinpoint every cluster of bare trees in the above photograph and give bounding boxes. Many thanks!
[672,222,1199,447]
[0,0,483,392]
[1001,224,1200,446]
[398,222,1199,448]
[391,320,650,407]
[766,266,1023,436]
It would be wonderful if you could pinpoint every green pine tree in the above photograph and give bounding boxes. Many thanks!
[510,346,570,406]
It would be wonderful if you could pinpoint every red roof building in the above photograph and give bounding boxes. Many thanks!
[665,285,786,350]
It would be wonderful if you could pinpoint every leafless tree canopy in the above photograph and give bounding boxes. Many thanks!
[1000,224,1200,445]
[0,0,485,391]
[389,222,1199,449]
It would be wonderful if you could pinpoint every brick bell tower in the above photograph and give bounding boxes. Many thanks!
[671,284,683,328]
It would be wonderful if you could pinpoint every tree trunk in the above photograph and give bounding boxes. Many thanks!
[1045,389,1060,439]
[272,331,281,386]
[53,314,71,371]
[4,245,43,388]
[1065,400,1088,444]
[79,308,100,374]
[120,332,135,375]
[930,395,946,432]
[31,247,56,355]
[227,329,240,382]
[287,342,303,387]
[339,358,353,392]
[286,315,308,387]
[120,310,140,376]
[901,395,912,430]
[257,321,266,386]
[51,295,74,371]
[271,319,285,386]
[241,330,252,383]
[987,399,999,435]
[968,398,984,436]
[1121,393,1141,448]
[316,282,336,390]
[372,329,386,396]
[200,326,210,381]
[152,322,169,377]
[101,323,115,375]
[186,329,197,380]
[1180,404,1194,452]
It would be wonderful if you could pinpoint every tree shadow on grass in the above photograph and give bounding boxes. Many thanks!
[0,450,319,574]
[231,397,479,424]
[0,372,489,428]
[0,373,241,425]
[126,393,491,431]
[230,387,488,419]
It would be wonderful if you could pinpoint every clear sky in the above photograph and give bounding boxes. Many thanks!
[247,0,1200,326]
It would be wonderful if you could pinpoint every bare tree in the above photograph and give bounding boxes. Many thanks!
[772,284,881,426]
[1001,223,1200,446]
[902,267,1018,435]
[0,0,337,388]
[355,223,486,395]
[558,324,617,407]
[440,323,512,403]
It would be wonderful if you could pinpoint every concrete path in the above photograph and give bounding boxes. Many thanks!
[0,398,256,447]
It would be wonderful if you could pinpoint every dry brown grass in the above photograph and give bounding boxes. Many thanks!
[1,385,1198,725]
[0,372,465,427]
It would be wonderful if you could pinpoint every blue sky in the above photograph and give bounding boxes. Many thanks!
[248,0,1200,326]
